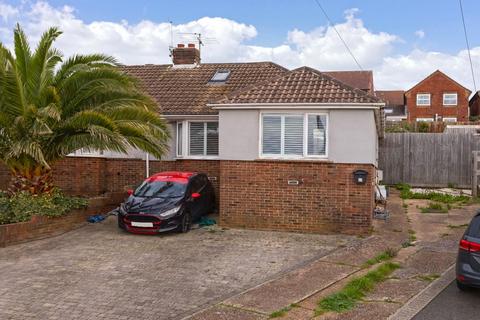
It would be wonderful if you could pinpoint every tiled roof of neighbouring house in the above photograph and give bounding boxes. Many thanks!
[213,66,382,105]
[375,90,405,106]
[121,62,288,115]
[324,70,374,93]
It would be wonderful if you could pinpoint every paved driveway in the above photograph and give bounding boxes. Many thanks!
[0,216,352,320]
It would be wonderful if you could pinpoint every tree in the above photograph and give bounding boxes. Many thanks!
[0,24,170,194]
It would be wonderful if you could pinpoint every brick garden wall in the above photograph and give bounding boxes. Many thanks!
[0,195,121,247]
[219,160,375,235]
[0,157,220,198]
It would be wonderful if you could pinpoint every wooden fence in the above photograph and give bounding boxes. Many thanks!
[379,133,480,188]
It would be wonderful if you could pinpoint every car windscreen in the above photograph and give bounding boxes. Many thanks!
[467,215,480,238]
[134,181,187,198]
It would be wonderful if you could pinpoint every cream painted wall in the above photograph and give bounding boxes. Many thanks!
[218,108,378,165]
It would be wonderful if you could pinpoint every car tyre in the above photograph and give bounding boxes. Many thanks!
[178,212,192,233]
[456,279,469,291]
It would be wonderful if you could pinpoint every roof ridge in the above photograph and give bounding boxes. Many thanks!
[213,65,382,105]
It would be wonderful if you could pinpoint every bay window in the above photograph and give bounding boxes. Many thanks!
[261,113,327,158]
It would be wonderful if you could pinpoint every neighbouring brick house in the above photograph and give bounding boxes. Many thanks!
[375,90,406,122]
[0,44,385,235]
[469,91,480,118]
[405,70,471,122]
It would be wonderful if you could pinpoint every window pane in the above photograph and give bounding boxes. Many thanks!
[177,122,183,156]
[284,115,304,155]
[443,94,457,105]
[308,115,327,156]
[189,122,205,155]
[206,122,219,156]
[417,94,430,105]
[262,115,281,154]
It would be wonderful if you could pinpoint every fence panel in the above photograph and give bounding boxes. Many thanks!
[379,133,480,188]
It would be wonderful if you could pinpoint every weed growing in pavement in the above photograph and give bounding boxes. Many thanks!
[395,183,470,204]
[269,303,299,318]
[420,202,449,213]
[447,223,469,229]
[402,230,417,247]
[315,262,400,315]
[417,274,440,282]
[362,248,398,268]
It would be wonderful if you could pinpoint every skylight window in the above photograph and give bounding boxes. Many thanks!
[210,69,231,83]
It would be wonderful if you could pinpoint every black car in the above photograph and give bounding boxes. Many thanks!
[118,171,215,234]
[456,211,480,290]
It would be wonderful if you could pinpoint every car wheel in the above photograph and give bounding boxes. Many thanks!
[456,280,469,291]
[178,212,192,233]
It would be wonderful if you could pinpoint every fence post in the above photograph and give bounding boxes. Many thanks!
[473,151,479,197]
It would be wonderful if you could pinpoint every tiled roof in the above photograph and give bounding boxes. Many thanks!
[324,70,374,93]
[214,67,382,105]
[375,90,405,106]
[121,62,288,115]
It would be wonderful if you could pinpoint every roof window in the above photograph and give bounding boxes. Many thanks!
[210,69,231,83]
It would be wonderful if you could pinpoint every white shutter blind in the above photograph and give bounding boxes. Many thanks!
[262,115,281,154]
[206,122,219,156]
[189,122,204,155]
[307,115,327,156]
[284,115,304,155]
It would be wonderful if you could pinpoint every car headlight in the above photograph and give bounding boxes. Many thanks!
[159,206,182,218]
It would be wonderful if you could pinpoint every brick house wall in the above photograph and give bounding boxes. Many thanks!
[0,158,220,199]
[219,160,375,235]
[406,71,471,122]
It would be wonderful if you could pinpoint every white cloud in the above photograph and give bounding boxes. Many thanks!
[0,1,479,91]
[415,30,425,39]
[0,2,18,22]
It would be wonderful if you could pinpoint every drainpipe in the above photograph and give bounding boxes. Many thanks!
[145,153,150,178]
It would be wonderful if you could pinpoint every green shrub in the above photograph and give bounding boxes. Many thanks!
[0,189,88,225]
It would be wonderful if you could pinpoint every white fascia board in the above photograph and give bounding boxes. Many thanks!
[208,102,385,110]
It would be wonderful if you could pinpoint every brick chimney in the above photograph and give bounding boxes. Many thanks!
[172,43,200,65]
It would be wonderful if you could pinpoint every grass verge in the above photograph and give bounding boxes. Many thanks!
[315,262,400,315]
[448,223,469,229]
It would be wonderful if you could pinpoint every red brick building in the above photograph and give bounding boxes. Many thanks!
[405,70,471,122]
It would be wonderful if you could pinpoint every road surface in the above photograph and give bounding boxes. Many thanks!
[413,280,480,320]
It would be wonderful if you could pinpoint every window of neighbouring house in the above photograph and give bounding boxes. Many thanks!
[261,113,327,158]
[416,93,431,106]
[443,117,457,122]
[443,93,458,106]
[176,122,183,157]
[188,122,219,157]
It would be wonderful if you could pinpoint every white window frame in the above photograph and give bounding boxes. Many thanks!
[415,117,434,122]
[176,122,183,158]
[443,93,458,106]
[178,120,219,159]
[259,112,328,160]
[443,117,457,122]
[416,93,431,106]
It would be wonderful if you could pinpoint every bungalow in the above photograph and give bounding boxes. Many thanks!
[119,44,385,235]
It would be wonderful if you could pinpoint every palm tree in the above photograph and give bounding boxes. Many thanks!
[0,24,170,194]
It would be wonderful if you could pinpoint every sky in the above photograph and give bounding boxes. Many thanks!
[0,0,480,90]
